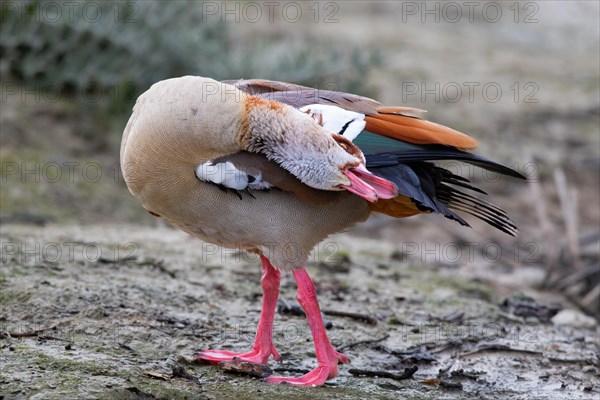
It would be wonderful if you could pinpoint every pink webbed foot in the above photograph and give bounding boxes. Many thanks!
[197,255,281,366]
[196,343,281,365]
[266,365,333,386]
[265,268,351,386]
[265,347,350,386]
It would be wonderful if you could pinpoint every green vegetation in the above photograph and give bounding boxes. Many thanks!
[1,0,381,146]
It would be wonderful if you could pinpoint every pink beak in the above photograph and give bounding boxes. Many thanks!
[342,165,398,202]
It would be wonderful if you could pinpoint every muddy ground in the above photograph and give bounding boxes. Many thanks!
[1,224,598,400]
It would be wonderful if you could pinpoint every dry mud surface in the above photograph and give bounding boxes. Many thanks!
[1,224,598,400]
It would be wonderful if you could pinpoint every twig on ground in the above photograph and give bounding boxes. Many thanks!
[528,158,560,285]
[375,344,438,363]
[277,299,303,316]
[338,334,390,351]
[528,157,554,248]
[97,255,137,264]
[273,366,311,374]
[4,325,57,338]
[547,356,599,365]
[118,342,135,352]
[500,294,562,322]
[277,299,332,328]
[582,283,600,311]
[458,344,542,358]
[554,168,581,269]
[460,344,597,365]
[349,365,418,381]
[554,264,598,291]
[141,259,176,278]
[38,335,72,343]
[321,309,378,325]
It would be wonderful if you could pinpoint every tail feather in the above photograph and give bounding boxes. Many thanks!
[436,184,519,236]
[438,173,488,195]
[366,148,527,180]
[369,162,520,236]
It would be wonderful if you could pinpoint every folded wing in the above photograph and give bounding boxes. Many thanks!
[227,79,526,235]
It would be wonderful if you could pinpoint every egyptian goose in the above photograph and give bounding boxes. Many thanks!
[120,76,525,386]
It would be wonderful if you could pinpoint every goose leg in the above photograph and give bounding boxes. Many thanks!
[196,255,281,365]
[265,268,349,386]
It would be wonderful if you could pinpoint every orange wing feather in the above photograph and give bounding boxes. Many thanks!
[364,113,479,150]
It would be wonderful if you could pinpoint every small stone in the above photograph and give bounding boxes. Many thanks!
[551,309,597,329]
[582,366,597,374]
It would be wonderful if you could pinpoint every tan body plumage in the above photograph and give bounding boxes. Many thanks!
[121,76,370,270]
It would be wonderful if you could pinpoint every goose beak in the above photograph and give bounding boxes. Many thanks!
[342,165,398,202]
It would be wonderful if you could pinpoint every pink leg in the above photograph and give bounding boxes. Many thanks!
[196,255,281,365]
[266,268,350,386]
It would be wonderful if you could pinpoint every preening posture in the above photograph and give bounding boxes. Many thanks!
[121,76,525,386]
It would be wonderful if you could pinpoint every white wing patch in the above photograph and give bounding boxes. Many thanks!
[300,104,366,141]
[195,162,271,191]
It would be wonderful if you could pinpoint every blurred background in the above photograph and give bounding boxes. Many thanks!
[1,0,598,318]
